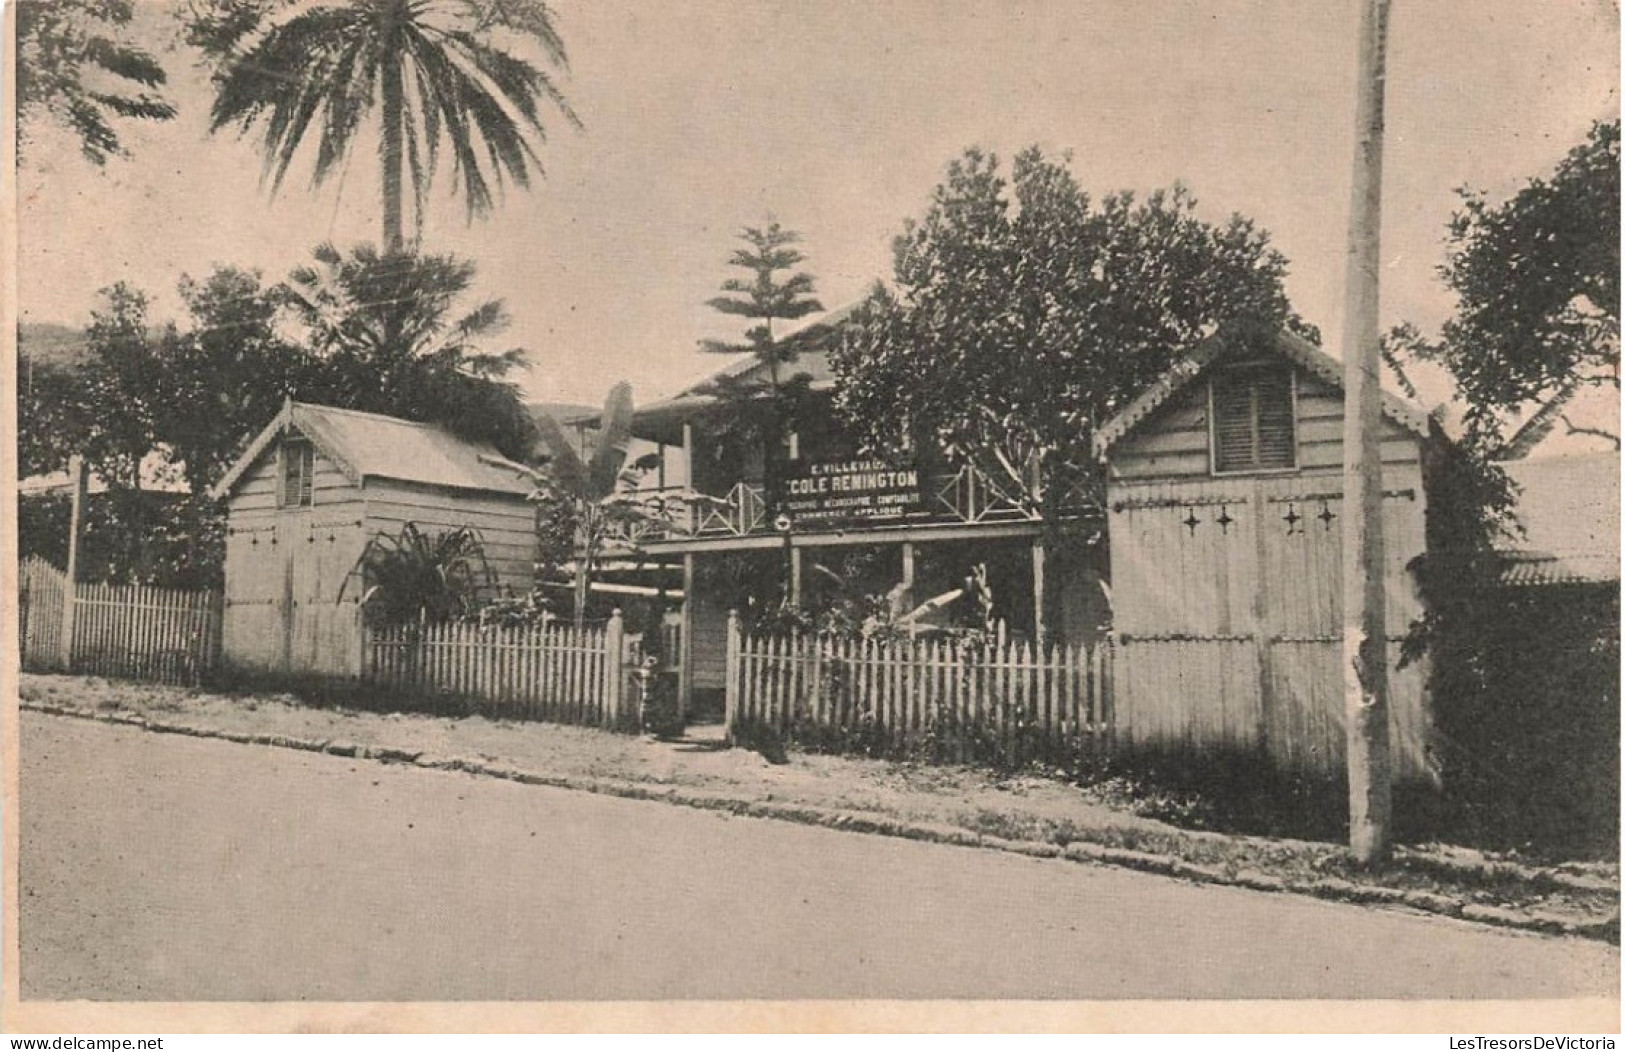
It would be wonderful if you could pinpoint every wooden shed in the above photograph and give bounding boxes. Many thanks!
[1093,329,1436,780]
[209,401,538,680]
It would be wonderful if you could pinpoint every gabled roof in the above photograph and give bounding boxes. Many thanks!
[1092,328,1433,460]
[1492,453,1620,586]
[627,303,860,442]
[209,401,538,501]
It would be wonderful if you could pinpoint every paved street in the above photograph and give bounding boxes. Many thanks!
[19,713,1619,1001]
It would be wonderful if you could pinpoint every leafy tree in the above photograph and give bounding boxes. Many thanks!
[531,381,663,629]
[831,146,1303,525]
[194,0,579,251]
[75,283,173,488]
[282,242,538,460]
[1389,119,1620,451]
[15,0,176,164]
[160,267,317,493]
[17,351,98,480]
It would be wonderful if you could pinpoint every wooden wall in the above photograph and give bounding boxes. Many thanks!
[222,434,536,681]
[1105,362,1433,780]
[1111,372,1421,483]
[689,584,729,691]
[363,480,536,595]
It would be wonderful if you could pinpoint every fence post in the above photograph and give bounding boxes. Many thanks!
[58,455,87,671]
[604,608,625,729]
[724,609,741,743]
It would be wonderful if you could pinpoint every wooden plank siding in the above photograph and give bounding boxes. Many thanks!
[1103,358,1434,780]
[688,588,730,690]
[363,482,536,595]
[1111,374,1421,482]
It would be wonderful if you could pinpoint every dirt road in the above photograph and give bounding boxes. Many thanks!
[19,713,1619,1001]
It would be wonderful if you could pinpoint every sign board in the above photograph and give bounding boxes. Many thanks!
[775,457,925,527]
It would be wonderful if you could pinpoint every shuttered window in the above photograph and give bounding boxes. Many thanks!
[280,441,314,507]
[1210,364,1296,474]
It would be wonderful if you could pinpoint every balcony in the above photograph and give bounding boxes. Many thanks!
[602,462,1045,551]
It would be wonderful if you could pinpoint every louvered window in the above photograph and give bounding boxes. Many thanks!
[280,441,314,507]
[1210,364,1296,474]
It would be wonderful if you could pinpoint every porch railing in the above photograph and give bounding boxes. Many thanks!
[603,461,1043,548]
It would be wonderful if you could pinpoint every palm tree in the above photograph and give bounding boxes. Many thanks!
[16,0,176,164]
[206,0,578,252]
[283,241,537,459]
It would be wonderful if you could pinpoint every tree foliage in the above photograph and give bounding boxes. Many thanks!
[343,522,496,625]
[831,146,1304,521]
[15,0,176,164]
[1390,119,1621,451]
[18,270,313,492]
[191,0,579,250]
[696,223,825,508]
[700,223,825,380]
[282,242,538,461]
[530,381,664,628]
[18,247,535,487]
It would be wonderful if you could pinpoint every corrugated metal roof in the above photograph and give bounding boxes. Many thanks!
[210,401,537,500]
[1493,453,1620,586]
[292,403,536,496]
[1496,552,1619,588]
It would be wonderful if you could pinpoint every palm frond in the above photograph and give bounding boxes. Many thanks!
[532,408,588,492]
[588,381,634,498]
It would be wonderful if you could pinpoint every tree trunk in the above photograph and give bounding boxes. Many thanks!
[1340,0,1394,866]
[379,4,406,254]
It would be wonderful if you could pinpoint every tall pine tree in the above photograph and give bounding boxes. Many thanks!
[698,223,824,491]
[702,224,825,386]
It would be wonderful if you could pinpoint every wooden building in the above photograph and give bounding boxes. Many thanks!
[617,315,1103,719]
[1092,329,1437,779]
[209,401,538,680]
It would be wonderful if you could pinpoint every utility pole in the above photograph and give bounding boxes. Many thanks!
[1340,0,1395,865]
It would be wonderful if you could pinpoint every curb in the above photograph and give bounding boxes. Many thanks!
[22,700,1619,943]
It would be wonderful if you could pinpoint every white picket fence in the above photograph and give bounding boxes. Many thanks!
[725,613,1114,765]
[18,556,223,685]
[364,613,642,730]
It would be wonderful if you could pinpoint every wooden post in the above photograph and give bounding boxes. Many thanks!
[1031,538,1047,648]
[604,607,625,729]
[789,545,803,609]
[59,455,87,670]
[1340,0,1395,865]
[681,421,696,532]
[724,608,741,742]
[679,553,695,721]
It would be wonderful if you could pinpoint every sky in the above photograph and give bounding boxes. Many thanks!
[14,0,1621,418]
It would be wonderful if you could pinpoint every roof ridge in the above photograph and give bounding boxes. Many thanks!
[291,401,443,431]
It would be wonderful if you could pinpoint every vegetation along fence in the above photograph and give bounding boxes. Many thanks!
[725,613,1114,767]
[18,556,224,685]
[363,613,641,730]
